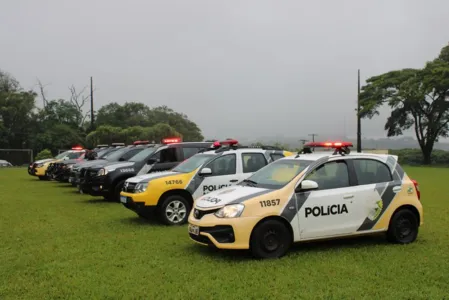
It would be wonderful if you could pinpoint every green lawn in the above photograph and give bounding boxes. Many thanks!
[0,167,448,299]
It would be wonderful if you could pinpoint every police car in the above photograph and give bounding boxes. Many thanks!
[120,139,293,225]
[187,141,423,259]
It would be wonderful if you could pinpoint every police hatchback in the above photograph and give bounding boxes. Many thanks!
[188,141,423,259]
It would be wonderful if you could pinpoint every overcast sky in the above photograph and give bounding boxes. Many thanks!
[1,0,449,141]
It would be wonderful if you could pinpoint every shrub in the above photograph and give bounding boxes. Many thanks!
[35,149,53,160]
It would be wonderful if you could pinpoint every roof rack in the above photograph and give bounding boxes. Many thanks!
[295,141,353,157]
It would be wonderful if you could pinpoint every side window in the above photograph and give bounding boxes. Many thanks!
[306,160,349,190]
[352,159,393,185]
[241,153,267,173]
[182,147,201,160]
[270,153,284,161]
[159,148,177,163]
[205,154,236,176]
[121,149,142,160]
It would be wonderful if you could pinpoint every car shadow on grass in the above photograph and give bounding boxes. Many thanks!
[185,234,390,262]
[118,216,166,227]
[79,198,117,204]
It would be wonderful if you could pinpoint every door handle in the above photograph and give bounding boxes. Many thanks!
[343,194,354,199]
[230,179,238,183]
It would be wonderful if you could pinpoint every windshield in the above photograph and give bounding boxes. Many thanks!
[128,147,157,162]
[65,152,84,159]
[172,154,216,173]
[55,151,69,159]
[96,148,112,158]
[241,159,314,189]
[103,148,129,161]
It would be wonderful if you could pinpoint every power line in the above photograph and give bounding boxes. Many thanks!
[299,139,308,145]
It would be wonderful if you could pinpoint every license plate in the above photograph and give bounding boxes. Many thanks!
[120,196,127,203]
[188,224,199,235]
[68,178,72,183]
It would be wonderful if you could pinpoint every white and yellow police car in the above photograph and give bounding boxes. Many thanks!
[119,139,293,225]
[188,141,423,259]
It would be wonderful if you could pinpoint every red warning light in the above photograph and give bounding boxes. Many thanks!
[71,146,84,150]
[133,140,150,145]
[219,139,239,146]
[304,141,353,148]
[162,137,182,144]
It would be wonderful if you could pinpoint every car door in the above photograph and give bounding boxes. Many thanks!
[241,151,268,179]
[193,153,240,198]
[348,157,397,232]
[297,159,364,240]
[150,148,179,172]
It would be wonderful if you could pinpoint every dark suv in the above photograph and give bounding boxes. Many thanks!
[81,142,215,202]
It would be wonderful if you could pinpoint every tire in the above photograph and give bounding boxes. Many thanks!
[158,194,191,225]
[250,219,292,259]
[112,180,126,202]
[386,208,419,244]
[38,176,48,181]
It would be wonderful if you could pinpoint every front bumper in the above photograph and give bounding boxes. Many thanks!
[28,166,37,176]
[187,209,261,250]
[82,173,108,196]
[120,195,157,218]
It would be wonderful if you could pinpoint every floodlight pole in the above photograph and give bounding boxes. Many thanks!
[357,69,362,153]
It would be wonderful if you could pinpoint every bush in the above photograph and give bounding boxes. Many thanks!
[389,148,449,166]
[35,149,53,160]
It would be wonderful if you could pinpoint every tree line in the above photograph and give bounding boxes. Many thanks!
[0,70,204,158]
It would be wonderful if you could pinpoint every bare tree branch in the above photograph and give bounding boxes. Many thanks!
[35,78,50,108]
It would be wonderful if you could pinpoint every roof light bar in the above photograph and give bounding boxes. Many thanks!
[162,137,182,144]
[304,141,353,148]
[133,140,150,145]
[71,146,84,150]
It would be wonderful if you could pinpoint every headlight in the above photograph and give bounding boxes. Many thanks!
[67,165,73,169]
[134,182,148,193]
[97,168,108,176]
[36,163,43,168]
[214,204,245,218]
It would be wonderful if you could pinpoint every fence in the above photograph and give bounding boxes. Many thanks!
[0,149,34,166]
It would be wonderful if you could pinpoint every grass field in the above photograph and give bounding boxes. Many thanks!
[0,167,448,299]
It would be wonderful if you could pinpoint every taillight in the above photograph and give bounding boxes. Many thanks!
[411,179,420,200]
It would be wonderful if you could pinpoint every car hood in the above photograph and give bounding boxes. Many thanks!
[34,158,55,164]
[194,185,274,209]
[74,159,108,169]
[103,161,135,171]
[61,159,84,165]
[126,171,178,184]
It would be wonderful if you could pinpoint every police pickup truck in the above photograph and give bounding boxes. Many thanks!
[81,138,216,202]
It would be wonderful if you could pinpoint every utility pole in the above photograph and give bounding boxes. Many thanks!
[357,69,362,153]
[308,133,318,142]
[90,76,94,130]
[299,139,308,145]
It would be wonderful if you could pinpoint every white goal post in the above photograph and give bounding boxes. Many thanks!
[0,149,34,166]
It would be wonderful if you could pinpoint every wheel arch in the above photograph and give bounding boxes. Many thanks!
[249,215,294,244]
[389,204,421,227]
[157,189,194,208]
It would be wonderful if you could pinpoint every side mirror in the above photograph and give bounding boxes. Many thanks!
[146,158,159,165]
[295,180,319,193]
[199,167,212,176]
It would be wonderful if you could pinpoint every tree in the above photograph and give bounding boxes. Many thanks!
[360,44,449,164]
[0,70,37,149]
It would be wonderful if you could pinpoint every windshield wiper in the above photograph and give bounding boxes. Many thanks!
[242,179,258,186]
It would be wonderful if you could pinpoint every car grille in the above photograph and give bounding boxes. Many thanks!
[193,208,220,220]
[122,182,137,193]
